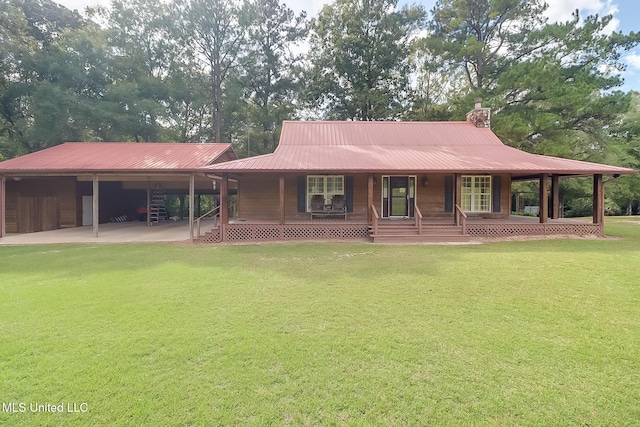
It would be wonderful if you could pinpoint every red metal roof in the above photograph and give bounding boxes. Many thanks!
[0,142,235,173]
[205,121,636,177]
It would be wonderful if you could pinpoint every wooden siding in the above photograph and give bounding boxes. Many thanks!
[18,196,59,233]
[235,173,511,221]
[5,186,17,234]
[415,174,449,218]
[214,151,238,164]
[237,174,369,221]
[415,173,510,219]
[5,177,77,233]
[237,174,281,221]
[0,176,4,237]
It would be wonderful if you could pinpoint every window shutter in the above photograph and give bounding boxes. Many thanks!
[345,176,354,213]
[492,176,501,213]
[297,176,306,212]
[444,176,453,212]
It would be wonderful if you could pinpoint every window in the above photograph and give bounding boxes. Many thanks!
[461,176,491,212]
[307,175,344,211]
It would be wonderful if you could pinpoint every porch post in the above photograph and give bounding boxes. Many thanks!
[146,180,151,227]
[367,174,374,223]
[551,175,560,219]
[593,174,604,225]
[92,174,99,237]
[454,174,461,225]
[279,174,285,225]
[220,173,229,242]
[189,173,195,238]
[539,174,548,224]
[0,175,5,238]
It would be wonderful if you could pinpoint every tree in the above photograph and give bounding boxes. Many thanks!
[175,0,253,142]
[606,91,640,214]
[1,0,90,155]
[98,0,178,80]
[404,48,468,121]
[234,0,307,155]
[306,0,425,121]
[0,1,35,158]
[13,0,85,47]
[90,0,183,142]
[421,0,640,160]
[163,67,213,142]
[427,0,547,92]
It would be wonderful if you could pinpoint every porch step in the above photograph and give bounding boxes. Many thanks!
[193,227,220,243]
[369,224,470,243]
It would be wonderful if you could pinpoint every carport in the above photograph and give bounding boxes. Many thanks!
[0,142,237,239]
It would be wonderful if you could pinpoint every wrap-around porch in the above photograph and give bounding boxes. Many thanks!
[195,216,603,244]
[195,173,606,244]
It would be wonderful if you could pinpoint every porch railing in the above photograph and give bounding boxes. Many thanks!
[370,204,379,236]
[455,204,467,235]
[414,204,423,235]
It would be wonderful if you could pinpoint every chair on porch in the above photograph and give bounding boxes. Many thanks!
[330,195,347,219]
[310,195,325,213]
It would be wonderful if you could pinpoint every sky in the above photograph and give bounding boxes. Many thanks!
[55,0,640,91]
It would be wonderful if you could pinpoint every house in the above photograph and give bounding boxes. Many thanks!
[0,105,635,243]
[0,142,236,239]
[197,106,636,243]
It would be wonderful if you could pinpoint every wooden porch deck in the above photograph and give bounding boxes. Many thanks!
[195,215,603,244]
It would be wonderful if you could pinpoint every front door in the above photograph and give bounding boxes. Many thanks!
[382,176,416,218]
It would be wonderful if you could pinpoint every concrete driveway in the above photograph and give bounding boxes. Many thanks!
[0,219,216,245]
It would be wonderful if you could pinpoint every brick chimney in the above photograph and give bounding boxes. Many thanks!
[466,98,490,128]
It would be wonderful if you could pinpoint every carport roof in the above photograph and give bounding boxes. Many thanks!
[203,121,636,178]
[0,142,235,174]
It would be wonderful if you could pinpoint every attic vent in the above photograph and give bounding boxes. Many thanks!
[466,98,491,128]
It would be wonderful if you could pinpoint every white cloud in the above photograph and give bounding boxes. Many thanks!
[544,0,620,33]
[625,53,640,71]
[57,0,332,18]
[56,0,99,13]
[287,0,331,17]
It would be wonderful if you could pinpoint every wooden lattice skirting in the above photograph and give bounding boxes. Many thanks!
[195,223,370,243]
[465,223,604,238]
[194,222,604,243]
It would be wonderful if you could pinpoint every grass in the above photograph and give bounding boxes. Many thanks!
[1,218,640,426]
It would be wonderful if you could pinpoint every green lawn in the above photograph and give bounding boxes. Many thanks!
[1,218,640,426]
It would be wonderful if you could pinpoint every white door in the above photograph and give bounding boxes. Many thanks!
[82,195,93,226]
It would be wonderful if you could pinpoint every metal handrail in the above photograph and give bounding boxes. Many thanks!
[196,206,220,237]
[195,201,238,237]
[370,204,379,236]
[414,204,423,235]
[455,204,467,234]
